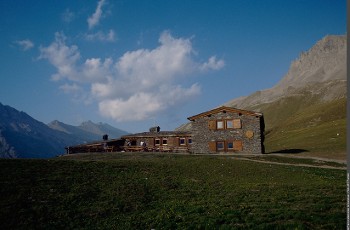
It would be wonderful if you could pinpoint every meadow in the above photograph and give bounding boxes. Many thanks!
[0,152,346,229]
[262,97,346,160]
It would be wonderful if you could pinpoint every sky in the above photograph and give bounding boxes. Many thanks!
[0,0,346,133]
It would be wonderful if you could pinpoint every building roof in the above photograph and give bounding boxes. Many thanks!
[187,106,263,121]
[122,131,192,138]
[66,138,124,149]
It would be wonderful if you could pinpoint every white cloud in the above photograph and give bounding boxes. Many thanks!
[82,57,113,82]
[85,29,116,42]
[40,31,224,122]
[116,31,194,85]
[15,39,34,51]
[39,32,80,81]
[99,93,163,121]
[200,56,225,71]
[39,32,114,83]
[98,84,200,121]
[87,0,106,30]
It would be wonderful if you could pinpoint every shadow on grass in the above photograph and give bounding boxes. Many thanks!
[267,149,309,154]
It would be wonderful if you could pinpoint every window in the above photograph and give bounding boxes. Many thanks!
[188,138,192,144]
[209,140,243,152]
[179,138,186,145]
[216,141,225,151]
[217,120,224,129]
[227,141,234,150]
[155,139,160,145]
[226,120,233,129]
[226,119,242,129]
[209,119,242,130]
[162,138,168,145]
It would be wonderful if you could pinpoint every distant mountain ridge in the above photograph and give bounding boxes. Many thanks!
[0,103,129,158]
[48,120,129,143]
[0,103,74,158]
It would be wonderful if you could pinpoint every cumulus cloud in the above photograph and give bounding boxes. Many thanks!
[87,0,106,29]
[200,56,225,71]
[85,29,116,42]
[99,84,201,121]
[40,31,224,122]
[39,32,81,81]
[15,39,34,51]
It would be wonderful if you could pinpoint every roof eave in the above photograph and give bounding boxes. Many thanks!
[187,106,262,121]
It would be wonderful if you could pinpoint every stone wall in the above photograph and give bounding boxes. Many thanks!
[190,110,264,154]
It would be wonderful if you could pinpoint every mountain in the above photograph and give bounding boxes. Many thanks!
[48,120,99,144]
[0,103,130,158]
[0,103,79,158]
[78,120,129,138]
[225,35,346,108]
[48,120,129,142]
[223,35,346,156]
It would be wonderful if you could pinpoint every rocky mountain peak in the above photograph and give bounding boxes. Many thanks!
[224,34,346,109]
[276,34,346,89]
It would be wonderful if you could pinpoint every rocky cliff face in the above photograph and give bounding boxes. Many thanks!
[225,35,346,109]
[277,35,346,88]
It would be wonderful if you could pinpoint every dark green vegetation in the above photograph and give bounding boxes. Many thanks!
[0,153,346,229]
[250,96,346,159]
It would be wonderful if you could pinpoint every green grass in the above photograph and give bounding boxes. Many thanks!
[259,97,346,156]
[0,153,346,229]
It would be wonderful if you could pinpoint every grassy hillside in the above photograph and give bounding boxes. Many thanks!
[250,96,346,158]
[0,153,346,229]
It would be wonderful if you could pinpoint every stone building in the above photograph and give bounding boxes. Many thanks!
[65,106,264,154]
[187,106,265,154]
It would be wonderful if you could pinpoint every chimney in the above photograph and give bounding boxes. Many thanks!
[149,126,160,133]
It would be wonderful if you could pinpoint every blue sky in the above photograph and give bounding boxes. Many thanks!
[0,0,346,133]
